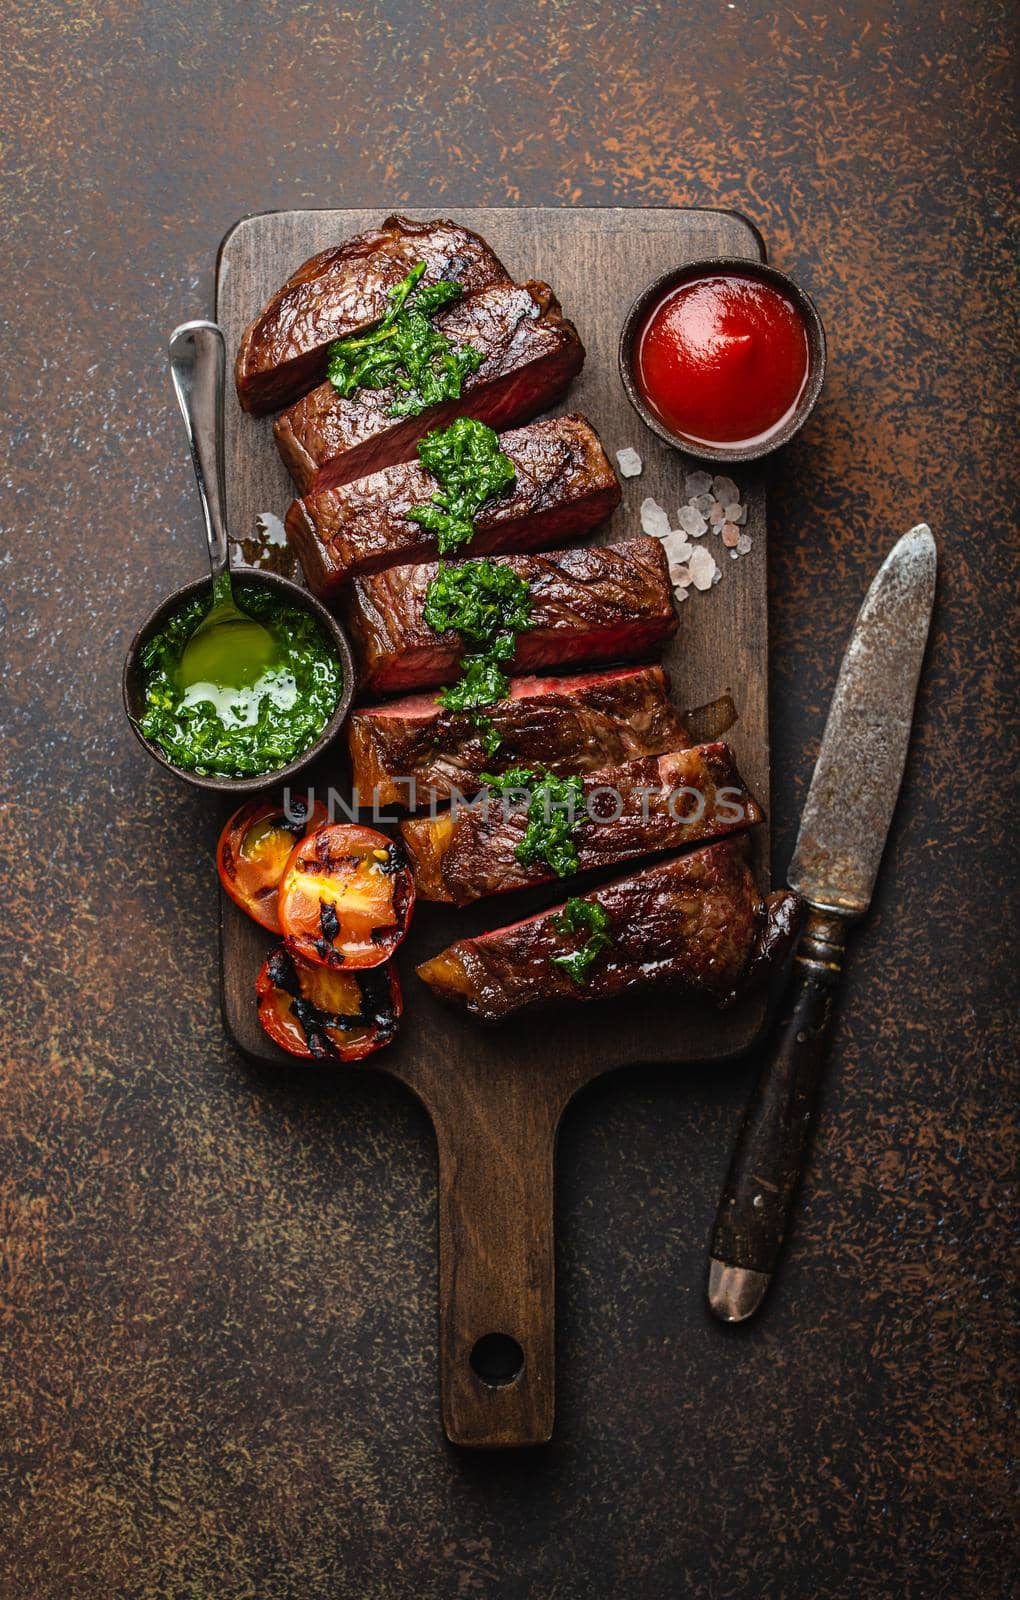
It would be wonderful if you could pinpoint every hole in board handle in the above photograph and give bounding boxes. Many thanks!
[470,1333,525,1387]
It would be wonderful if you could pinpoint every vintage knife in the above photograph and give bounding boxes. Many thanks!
[707,524,937,1322]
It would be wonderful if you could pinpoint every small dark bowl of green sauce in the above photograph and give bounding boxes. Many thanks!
[123,570,355,794]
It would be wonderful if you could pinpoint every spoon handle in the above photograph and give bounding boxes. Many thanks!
[168,320,230,589]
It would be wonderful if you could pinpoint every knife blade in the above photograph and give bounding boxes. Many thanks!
[707,524,937,1322]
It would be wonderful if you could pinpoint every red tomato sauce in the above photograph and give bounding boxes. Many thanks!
[634,273,809,449]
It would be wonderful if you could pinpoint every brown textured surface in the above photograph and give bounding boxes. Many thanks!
[0,0,1015,1594]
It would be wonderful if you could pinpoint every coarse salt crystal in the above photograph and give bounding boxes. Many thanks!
[673,585,689,603]
[640,496,672,538]
[677,505,708,538]
[724,502,745,525]
[692,492,715,514]
[737,533,752,555]
[661,531,694,568]
[721,524,739,547]
[255,512,288,547]
[616,447,643,477]
[708,501,726,525]
[713,475,740,504]
[684,471,714,498]
[688,546,718,591]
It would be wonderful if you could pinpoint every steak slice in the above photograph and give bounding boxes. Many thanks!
[235,214,511,415]
[285,414,621,597]
[417,839,803,1023]
[344,536,678,696]
[400,744,764,905]
[274,281,585,494]
[347,664,691,809]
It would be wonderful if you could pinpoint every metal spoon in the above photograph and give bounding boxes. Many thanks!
[167,320,277,690]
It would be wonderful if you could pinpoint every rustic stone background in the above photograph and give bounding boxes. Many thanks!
[0,2,1015,1596]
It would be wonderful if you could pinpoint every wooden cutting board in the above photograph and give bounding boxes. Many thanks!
[216,207,770,1446]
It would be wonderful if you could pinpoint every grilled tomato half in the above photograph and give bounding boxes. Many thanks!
[277,823,415,969]
[217,794,327,932]
[256,944,402,1061]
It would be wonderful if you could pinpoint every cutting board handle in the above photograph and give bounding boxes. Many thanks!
[430,1073,562,1448]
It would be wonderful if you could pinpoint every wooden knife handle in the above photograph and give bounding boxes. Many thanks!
[708,905,849,1321]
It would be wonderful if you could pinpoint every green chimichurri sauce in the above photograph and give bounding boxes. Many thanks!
[550,897,614,985]
[407,418,516,556]
[482,767,585,877]
[326,263,483,418]
[423,558,533,754]
[137,587,343,777]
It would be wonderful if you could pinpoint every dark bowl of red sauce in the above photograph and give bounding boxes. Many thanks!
[619,258,826,464]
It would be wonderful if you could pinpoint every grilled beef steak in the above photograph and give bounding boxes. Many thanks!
[285,414,621,596]
[400,744,763,905]
[347,665,691,808]
[235,215,511,416]
[344,536,678,696]
[417,839,803,1022]
[274,281,585,494]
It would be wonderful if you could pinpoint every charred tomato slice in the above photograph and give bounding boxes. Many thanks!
[277,823,415,970]
[217,793,328,932]
[256,944,402,1061]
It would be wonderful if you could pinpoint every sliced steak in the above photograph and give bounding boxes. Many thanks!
[235,214,511,415]
[417,839,803,1023]
[274,281,585,494]
[285,414,621,596]
[344,536,678,696]
[347,664,691,809]
[401,744,764,905]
